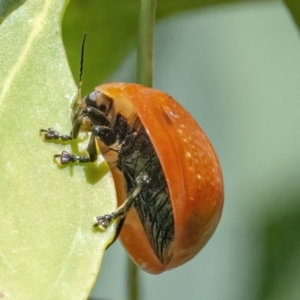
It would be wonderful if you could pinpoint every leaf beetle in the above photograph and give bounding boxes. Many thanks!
[41,83,224,274]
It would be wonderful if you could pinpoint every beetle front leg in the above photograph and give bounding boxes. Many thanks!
[40,128,72,141]
[41,116,83,141]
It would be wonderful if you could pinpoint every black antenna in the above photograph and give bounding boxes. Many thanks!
[77,33,87,101]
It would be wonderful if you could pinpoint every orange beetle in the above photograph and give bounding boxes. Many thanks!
[41,83,223,274]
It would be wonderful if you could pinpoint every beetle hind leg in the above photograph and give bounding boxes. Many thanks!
[95,172,150,230]
[94,189,138,231]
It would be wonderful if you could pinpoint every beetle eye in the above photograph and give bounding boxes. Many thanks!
[85,91,97,107]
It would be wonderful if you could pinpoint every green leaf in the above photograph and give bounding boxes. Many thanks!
[0,0,116,299]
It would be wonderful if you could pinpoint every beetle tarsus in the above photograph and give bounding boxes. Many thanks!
[54,151,90,164]
[40,128,72,141]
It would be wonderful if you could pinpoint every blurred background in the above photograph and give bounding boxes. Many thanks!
[62,1,300,299]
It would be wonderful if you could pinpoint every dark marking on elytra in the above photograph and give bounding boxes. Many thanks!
[117,125,174,263]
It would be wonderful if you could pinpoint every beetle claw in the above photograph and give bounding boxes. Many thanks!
[54,151,71,164]
[95,215,110,230]
[95,213,117,230]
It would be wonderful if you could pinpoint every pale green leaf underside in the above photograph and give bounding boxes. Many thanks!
[0,0,116,299]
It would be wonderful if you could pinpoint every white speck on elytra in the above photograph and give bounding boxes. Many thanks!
[197,174,202,180]
[169,110,178,118]
[186,151,191,158]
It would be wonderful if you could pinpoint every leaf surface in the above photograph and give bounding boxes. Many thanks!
[0,1,116,299]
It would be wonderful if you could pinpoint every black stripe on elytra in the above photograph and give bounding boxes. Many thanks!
[115,116,174,263]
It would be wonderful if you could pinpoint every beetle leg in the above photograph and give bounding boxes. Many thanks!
[53,151,90,164]
[53,134,97,165]
[95,172,150,230]
[92,125,116,146]
[70,115,83,139]
[41,113,85,141]
[53,125,117,164]
[40,128,72,141]
[84,106,112,128]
